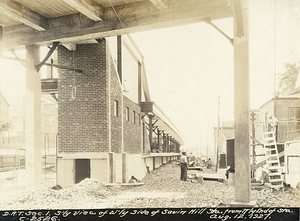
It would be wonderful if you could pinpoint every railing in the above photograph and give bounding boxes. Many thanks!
[0,136,24,147]
[0,150,25,171]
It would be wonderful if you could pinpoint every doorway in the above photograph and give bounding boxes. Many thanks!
[75,159,90,183]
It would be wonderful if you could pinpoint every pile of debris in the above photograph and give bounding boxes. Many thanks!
[18,178,118,208]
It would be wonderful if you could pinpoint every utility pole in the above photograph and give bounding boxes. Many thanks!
[200,132,202,158]
[216,95,220,172]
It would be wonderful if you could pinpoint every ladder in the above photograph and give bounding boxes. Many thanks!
[262,129,284,191]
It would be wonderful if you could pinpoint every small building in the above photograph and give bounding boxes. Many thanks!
[258,92,300,143]
[254,78,300,186]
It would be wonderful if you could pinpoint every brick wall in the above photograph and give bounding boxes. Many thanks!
[58,42,109,153]
[109,49,122,153]
[123,96,142,153]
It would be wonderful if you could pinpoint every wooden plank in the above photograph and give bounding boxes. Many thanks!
[187,167,203,170]
[252,151,284,171]
[196,173,224,181]
[61,0,103,22]
[3,0,233,49]
[0,0,48,31]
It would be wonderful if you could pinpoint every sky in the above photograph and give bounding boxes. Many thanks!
[0,0,299,152]
[130,0,300,150]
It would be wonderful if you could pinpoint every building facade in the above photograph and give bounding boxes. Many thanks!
[56,37,183,187]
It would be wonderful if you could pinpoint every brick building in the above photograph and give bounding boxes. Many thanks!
[56,36,184,187]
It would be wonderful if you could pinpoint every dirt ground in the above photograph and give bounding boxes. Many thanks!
[0,162,299,210]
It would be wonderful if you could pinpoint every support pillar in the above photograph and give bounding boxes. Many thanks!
[149,115,153,150]
[163,133,166,152]
[122,152,128,183]
[25,45,42,190]
[157,129,160,151]
[167,136,170,152]
[109,152,116,183]
[231,0,255,207]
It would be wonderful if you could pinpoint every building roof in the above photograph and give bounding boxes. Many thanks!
[259,94,300,109]
[152,103,184,146]
[0,0,233,50]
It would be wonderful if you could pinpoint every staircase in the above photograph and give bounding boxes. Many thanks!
[262,129,284,191]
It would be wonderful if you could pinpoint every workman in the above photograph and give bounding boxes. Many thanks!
[207,158,212,169]
[180,151,188,181]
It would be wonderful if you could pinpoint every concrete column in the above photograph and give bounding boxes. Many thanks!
[157,129,160,150]
[25,45,41,190]
[167,136,170,152]
[163,133,166,152]
[109,152,116,183]
[122,152,128,183]
[231,0,254,206]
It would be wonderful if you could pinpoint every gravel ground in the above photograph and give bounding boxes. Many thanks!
[0,161,299,210]
[116,162,300,208]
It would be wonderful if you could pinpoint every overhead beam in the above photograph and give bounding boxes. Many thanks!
[204,18,233,46]
[36,42,60,72]
[149,0,168,10]
[61,0,103,22]
[0,0,48,31]
[3,0,233,50]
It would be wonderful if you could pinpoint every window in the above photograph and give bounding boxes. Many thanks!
[114,100,118,117]
[133,111,136,124]
[126,107,129,121]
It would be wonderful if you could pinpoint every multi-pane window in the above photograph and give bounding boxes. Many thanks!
[114,100,118,117]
